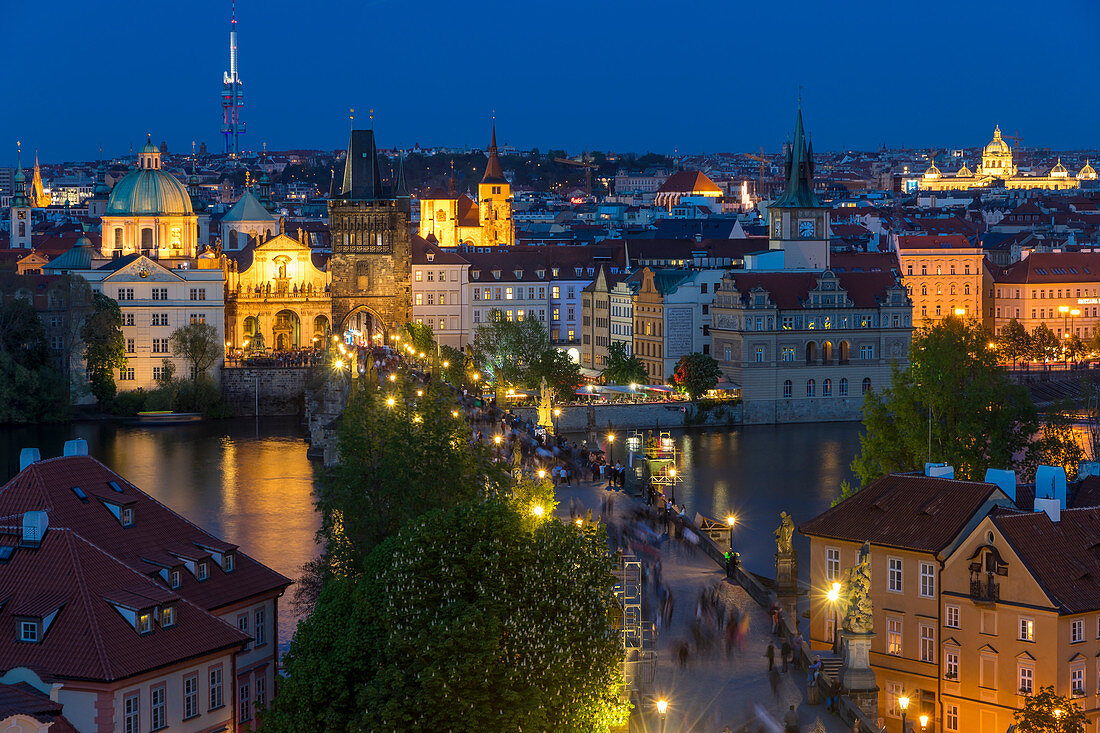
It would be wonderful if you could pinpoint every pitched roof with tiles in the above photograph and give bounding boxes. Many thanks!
[0,456,290,613]
[895,234,979,250]
[655,170,722,195]
[992,507,1100,613]
[724,269,902,310]
[0,526,247,682]
[993,251,1100,284]
[799,473,1004,554]
[0,682,77,732]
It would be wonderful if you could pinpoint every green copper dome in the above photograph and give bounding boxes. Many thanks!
[141,137,160,155]
[105,167,194,216]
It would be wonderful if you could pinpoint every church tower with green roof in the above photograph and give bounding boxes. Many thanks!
[767,107,830,270]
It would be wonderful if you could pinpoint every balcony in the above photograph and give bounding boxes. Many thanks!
[970,577,999,603]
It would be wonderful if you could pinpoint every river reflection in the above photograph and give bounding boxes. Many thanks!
[0,418,320,655]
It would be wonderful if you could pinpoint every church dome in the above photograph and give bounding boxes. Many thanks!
[141,138,160,155]
[1079,160,1098,180]
[957,162,973,177]
[985,125,1011,155]
[923,163,941,180]
[106,168,193,216]
[1051,158,1068,178]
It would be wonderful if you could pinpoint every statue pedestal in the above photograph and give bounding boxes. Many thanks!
[774,550,798,623]
[839,630,878,720]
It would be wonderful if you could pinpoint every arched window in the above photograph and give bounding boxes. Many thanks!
[821,341,833,363]
[964,283,971,295]
[921,284,927,296]
[806,379,816,397]
[936,284,942,295]
[839,341,850,363]
[783,380,792,399]
[806,342,817,364]
[950,283,956,296]
[823,378,832,397]
[114,228,123,248]
[140,228,153,250]
[839,378,849,396]
[862,377,872,395]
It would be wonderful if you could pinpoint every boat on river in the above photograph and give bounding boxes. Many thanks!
[130,411,204,425]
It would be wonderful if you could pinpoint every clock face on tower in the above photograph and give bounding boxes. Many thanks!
[798,220,815,238]
[17,211,26,220]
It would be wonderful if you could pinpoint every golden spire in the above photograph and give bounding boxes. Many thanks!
[31,150,51,207]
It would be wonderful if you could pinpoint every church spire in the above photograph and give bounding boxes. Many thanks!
[340,129,384,200]
[481,123,506,184]
[394,150,409,198]
[772,106,822,209]
[12,142,29,208]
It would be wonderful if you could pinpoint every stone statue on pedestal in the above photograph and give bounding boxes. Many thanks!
[838,540,878,717]
[775,512,795,555]
[774,511,798,622]
[537,377,553,431]
[842,540,874,634]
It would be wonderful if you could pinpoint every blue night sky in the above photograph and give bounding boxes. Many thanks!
[4,0,1098,162]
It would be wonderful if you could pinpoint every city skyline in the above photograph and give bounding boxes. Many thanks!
[3,0,1099,162]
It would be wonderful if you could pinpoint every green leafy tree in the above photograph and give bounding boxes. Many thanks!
[438,343,466,386]
[1030,323,1060,363]
[169,322,221,381]
[1014,686,1087,733]
[602,341,648,386]
[401,321,435,359]
[469,310,548,395]
[528,347,583,400]
[318,379,507,574]
[1065,333,1087,363]
[0,298,50,369]
[265,499,629,733]
[1031,404,1087,480]
[999,318,1030,368]
[81,292,126,405]
[852,316,1039,486]
[0,352,68,423]
[670,352,721,399]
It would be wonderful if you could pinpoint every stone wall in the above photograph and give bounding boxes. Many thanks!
[222,367,315,416]
[511,401,741,433]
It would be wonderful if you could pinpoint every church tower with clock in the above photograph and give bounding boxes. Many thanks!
[10,146,32,249]
[767,108,829,270]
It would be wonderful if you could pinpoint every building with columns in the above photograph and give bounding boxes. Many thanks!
[100,137,198,259]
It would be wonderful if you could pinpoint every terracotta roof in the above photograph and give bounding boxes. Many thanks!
[460,244,626,283]
[725,269,902,310]
[481,126,507,185]
[655,170,722,195]
[0,456,290,613]
[799,473,1003,553]
[412,236,470,265]
[0,682,77,732]
[829,252,899,273]
[0,526,247,682]
[895,234,978,250]
[621,238,768,262]
[993,252,1100,284]
[993,507,1100,613]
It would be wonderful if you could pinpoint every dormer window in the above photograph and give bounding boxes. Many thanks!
[161,606,175,628]
[536,269,546,279]
[197,561,208,581]
[170,569,181,589]
[121,507,134,527]
[514,269,523,279]
[427,253,435,262]
[492,270,501,280]
[552,268,559,277]
[138,611,153,635]
[224,553,235,573]
[471,270,480,280]
[19,619,39,643]
[575,267,582,276]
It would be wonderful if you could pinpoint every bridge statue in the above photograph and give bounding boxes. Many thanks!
[838,540,878,716]
[537,377,553,431]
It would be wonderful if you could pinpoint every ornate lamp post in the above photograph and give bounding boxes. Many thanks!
[898,694,909,733]
[607,432,615,464]
[726,514,736,550]
[827,581,841,654]
[655,699,668,733]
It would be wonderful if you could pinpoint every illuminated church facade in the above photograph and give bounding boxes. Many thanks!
[418,127,514,248]
[920,125,1097,191]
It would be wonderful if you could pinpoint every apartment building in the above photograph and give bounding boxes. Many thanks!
[631,267,673,382]
[411,237,470,348]
[800,472,1014,733]
[0,445,291,732]
[894,234,992,327]
[580,266,625,374]
[659,269,724,377]
[991,251,1100,341]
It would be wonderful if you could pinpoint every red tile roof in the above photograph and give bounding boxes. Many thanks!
[725,269,902,310]
[993,507,1100,613]
[829,252,899,273]
[0,526,247,682]
[0,682,77,732]
[0,456,290,613]
[799,474,1003,553]
[895,234,978,250]
[992,251,1100,284]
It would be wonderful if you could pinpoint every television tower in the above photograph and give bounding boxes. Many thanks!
[221,0,246,158]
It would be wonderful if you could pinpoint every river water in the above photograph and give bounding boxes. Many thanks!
[0,418,864,653]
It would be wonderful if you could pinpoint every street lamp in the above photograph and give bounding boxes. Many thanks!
[656,699,668,733]
[607,432,615,464]
[898,694,909,733]
[386,397,395,408]
[954,307,965,316]
[1060,304,1071,344]
[919,714,929,731]
[531,504,544,518]
[827,582,841,653]
[726,514,736,550]
[537,469,546,479]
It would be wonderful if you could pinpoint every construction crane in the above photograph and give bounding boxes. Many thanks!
[1002,129,1023,151]
[744,147,770,196]
[554,152,595,197]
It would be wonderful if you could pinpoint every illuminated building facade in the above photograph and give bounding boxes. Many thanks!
[224,231,331,351]
[895,234,992,326]
[920,126,1096,191]
[991,251,1100,341]
[100,138,198,260]
[418,127,514,247]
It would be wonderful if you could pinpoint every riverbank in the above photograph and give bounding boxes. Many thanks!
[512,399,742,432]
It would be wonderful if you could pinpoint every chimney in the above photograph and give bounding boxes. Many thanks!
[1035,497,1061,522]
[63,439,88,457]
[22,511,48,547]
[984,468,1017,503]
[1035,465,1067,508]
[925,462,954,479]
[1079,461,1100,480]
[19,448,41,472]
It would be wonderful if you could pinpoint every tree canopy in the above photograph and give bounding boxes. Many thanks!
[998,318,1029,367]
[169,322,221,381]
[528,346,583,400]
[1014,686,1087,733]
[264,499,628,733]
[469,310,548,391]
[671,352,721,399]
[852,316,1078,485]
[602,341,648,386]
[81,292,126,405]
